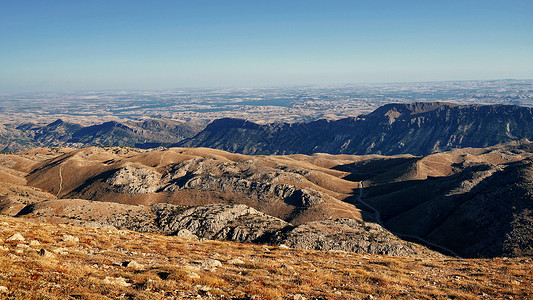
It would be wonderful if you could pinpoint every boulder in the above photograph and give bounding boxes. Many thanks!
[6,233,25,242]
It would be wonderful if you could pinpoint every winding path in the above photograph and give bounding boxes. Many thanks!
[158,149,169,166]
[356,181,462,258]
[56,164,64,198]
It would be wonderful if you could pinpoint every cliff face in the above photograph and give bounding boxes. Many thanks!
[179,102,533,155]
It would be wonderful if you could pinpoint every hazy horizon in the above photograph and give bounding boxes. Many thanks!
[1,1,532,93]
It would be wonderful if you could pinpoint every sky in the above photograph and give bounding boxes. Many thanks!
[1,0,532,93]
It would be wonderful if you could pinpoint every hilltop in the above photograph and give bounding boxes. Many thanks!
[0,215,531,299]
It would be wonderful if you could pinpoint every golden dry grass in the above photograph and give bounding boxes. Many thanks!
[0,215,531,300]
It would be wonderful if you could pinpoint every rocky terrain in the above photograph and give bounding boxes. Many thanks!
[1,215,531,299]
[179,102,533,155]
[1,146,440,257]
[1,141,533,259]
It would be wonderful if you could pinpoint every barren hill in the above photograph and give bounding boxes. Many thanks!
[1,146,438,257]
[2,142,533,258]
[344,142,533,258]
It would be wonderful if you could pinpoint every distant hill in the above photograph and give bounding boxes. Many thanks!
[3,102,532,155]
[178,102,533,155]
[0,119,205,151]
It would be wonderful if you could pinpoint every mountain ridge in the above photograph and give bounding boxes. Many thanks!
[178,102,533,155]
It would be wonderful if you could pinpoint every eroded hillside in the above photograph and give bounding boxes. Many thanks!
[1,142,533,258]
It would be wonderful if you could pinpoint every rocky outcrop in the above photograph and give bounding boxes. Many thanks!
[159,157,324,208]
[106,165,161,194]
[275,219,439,257]
[154,203,290,243]
[15,199,291,244]
[13,198,437,256]
[15,199,161,233]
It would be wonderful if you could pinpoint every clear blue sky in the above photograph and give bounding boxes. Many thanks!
[1,0,532,92]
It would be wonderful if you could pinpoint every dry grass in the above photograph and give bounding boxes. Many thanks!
[0,215,531,299]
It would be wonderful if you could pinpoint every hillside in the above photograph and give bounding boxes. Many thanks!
[178,102,533,155]
[1,142,533,258]
[356,143,533,258]
[0,215,531,299]
[1,146,438,257]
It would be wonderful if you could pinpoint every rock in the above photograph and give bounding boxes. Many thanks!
[276,219,440,257]
[286,188,324,207]
[103,277,131,287]
[53,247,68,255]
[6,253,19,261]
[29,240,41,247]
[0,246,8,251]
[201,259,222,270]
[106,165,161,194]
[154,203,289,243]
[6,233,25,242]
[0,286,7,293]
[0,222,9,226]
[62,234,79,243]
[16,244,29,249]
[280,263,294,271]
[293,294,306,300]
[122,260,144,270]
[175,229,198,240]
[227,258,245,265]
[278,244,290,249]
[39,248,55,258]
[187,272,201,279]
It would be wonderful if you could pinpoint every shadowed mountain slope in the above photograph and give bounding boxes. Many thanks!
[178,102,533,155]
[344,142,533,258]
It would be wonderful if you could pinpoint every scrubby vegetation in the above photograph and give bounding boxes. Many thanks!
[0,215,531,299]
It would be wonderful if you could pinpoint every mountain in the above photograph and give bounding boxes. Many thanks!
[178,102,533,155]
[4,102,532,155]
[0,119,205,151]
